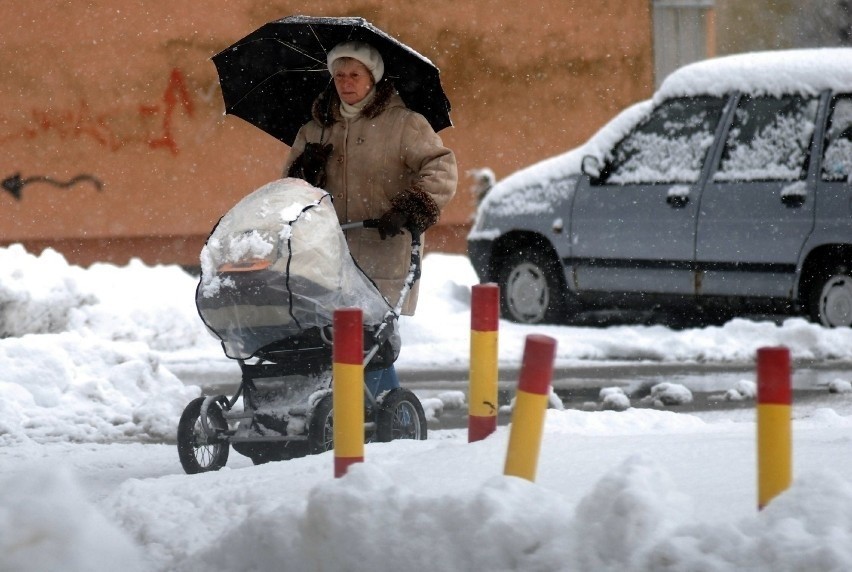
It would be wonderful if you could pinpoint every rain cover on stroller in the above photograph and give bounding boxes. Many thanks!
[196,178,392,359]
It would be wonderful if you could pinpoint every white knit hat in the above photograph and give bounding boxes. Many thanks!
[326,41,385,83]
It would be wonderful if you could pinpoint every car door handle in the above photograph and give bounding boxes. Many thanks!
[666,194,689,208]
[666,186,690,208]
[781,193,805,207]
[780,182,806,208]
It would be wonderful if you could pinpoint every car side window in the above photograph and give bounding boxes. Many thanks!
[714,95,819,182]
[821,95,852,182]
[602,97,726,185]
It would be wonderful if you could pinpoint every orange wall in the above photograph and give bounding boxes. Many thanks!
[0,1,652,265]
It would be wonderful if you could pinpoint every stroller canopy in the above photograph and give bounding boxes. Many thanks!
[196,178,391,359]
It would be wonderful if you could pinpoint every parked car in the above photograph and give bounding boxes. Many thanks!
[468,48,852,326]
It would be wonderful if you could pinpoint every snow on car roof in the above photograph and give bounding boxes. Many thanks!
[656,48,852,100]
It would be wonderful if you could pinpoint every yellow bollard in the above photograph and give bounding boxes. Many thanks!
[756,346,792,510]
[469,283,499,442]
[504,334,557,481]
[333,308,364,478]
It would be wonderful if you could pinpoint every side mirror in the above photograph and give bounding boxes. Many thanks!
[581,155,601,179]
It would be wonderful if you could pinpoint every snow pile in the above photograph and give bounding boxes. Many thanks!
[829,379,852,394]
[600,386,631,411]
[6,411,852,571]
[0,467,144,572]
[0,247,212,445]
[419,390,467,422]
[0,244,97,337]
[68,258,214,352]
[4,246,852,448]
[2,244,852,569]
[0,332,198,445]
[641,382,694,407]
[726,379,758,401]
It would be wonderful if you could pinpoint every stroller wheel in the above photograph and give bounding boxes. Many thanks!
[376,388,427,442]
[308,394,335,454]
[177,397,230,474]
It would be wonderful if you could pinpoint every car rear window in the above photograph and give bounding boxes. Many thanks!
[714,95,819,182]
[822,95,852,182]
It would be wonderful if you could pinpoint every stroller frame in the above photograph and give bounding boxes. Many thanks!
[178,223,428,473]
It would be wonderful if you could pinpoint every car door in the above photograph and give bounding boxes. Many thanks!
[695,93,821,298]
[816,93,852,241]
[570,96,728,296]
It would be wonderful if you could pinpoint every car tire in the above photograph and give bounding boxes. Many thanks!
[809,266,852,327]
[498,247,570,324]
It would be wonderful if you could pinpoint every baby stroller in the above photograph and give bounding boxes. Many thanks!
[177,179,427,474]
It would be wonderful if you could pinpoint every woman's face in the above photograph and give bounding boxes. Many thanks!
[333,58,374,105]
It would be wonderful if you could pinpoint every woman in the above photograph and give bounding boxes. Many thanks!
[283,41,458,395]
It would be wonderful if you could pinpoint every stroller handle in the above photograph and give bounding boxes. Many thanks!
[341,219,425,239]
[340,219,378,231]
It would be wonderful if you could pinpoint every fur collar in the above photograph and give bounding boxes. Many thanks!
[311,79,396,128]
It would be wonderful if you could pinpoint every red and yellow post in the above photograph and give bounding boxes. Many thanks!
[469,283,499,442]
[504,334,557,481]
[756,346,792,509]
[333,308,364,478]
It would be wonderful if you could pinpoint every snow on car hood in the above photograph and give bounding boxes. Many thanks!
[471,100,652,227]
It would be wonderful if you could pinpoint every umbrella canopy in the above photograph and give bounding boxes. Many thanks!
[212,15,452,146]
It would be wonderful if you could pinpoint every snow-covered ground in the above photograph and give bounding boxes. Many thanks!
[4,244,852,571]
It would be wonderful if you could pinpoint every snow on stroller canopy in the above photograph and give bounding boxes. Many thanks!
[197,178,391,360]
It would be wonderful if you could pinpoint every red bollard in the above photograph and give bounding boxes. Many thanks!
[333,308,364,478]
[469,283,499,442]
[504,334,557,481]
[756,346,792,510]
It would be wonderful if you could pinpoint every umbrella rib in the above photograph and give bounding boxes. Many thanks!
[304,23,358,61]
[230,37,328,68]
[278,38,327,67]
[307,24,328,55]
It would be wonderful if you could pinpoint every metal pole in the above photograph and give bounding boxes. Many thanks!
[469,283,499,442]
[756,346,792,510]
[504,334,557,481]
[333,308,365,478]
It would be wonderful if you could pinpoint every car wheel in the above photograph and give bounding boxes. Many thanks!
[809,266,852,327]
[498,248,568,324]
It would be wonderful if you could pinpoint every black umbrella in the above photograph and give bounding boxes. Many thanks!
[212,15,452,146]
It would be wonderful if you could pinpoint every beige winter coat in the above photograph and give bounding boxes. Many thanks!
[283,81,458,314]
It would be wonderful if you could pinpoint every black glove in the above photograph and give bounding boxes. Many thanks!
[377,210,408,240]
[286,142,332,188]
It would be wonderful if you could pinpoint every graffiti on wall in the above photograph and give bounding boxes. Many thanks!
[1,68,195,155]
[1,173,103,200]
